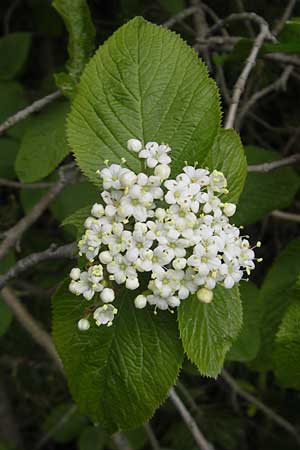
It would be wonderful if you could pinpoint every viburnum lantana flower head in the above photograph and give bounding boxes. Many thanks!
[69,138,260,330]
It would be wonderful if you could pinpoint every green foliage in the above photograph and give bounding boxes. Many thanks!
[205,129,247,203]
[67,17,221,185]
[265,18,300,54]
[178,285,242,377]
[227,282,261,362]
[234,146,300,225]
[159,0,185,14]
[253,240,300,371]
[52,281,183,432]
[42,403,87,443]
[0,81,27,125]
[0,33,31,80]
[0,138,19,179]
[61,205,91,237]
[78,425,105,450]
[52,0,96,96]
[273,275,300,388]
[15,101,70,182]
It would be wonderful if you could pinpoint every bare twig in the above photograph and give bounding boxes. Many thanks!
[0,178,54,189]
[0,164,78,261]
[224,19,273,129]
[237,65,293,129]
[112,432,134,450]
[221,370,300,443]
[0,380,23,448]
[207,12,274,38]
[272,0,297,36]
[0,91,61,135]
[169,387,214,450]
[0,286,63,372]
[265,53,300,67]
[271,210,300,223]
[144,423,161,450]
[163,7,197,28]
[234,0,255,36]
[0,243,76,291]
[247,153,300,172]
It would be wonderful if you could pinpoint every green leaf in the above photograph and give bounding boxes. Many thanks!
[42,403,87,443]
[234,146,300,225]
[264,18,300,54]
[205,129,247,204]
[273,275,300,388]
[52,281,183,432]
[178,285,242,378]
[53,0,96,96]
[0,252,15,337]
[78,425,105,450]
[0,138,19,179]
[62,205,91,237]
[15,101,70,182]
[0,33,31,80]
[227,282,261,362]
[253,240,300,371]
[0,81,27,124]
[67,17,221,185]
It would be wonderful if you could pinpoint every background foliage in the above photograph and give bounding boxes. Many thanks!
[1,0,300,449]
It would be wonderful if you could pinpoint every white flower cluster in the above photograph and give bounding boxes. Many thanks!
[70,139,259,331]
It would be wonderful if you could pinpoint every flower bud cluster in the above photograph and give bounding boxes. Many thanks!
[69,139,258,330]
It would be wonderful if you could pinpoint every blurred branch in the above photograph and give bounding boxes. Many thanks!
[144,423,161,450]
[247,153,300,172]
[0,286,63,372]
[0,91,61,135]
[0,380,23,449]
[0,178,54,189]
[223,17,274,129]
[112,433,134,450]
[0,163,78,261]
[272,0,297,36]
[271,210,300,223]
[221,369,300,443]
[169,387,214,450]
[0,242,76,290]
[265,53,300,67]
[237,65,293,129]
[234,0,255,36]
[207,12,274,37]
[163,7,197,28]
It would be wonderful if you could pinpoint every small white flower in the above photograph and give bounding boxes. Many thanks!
[94,304,118,326]
[91,203,105,218]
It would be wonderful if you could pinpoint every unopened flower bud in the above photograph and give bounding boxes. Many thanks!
[127,139,142,152]
[126,278,139,290]
[91,203,104,218]
[120,170,137,187]
[134,295,147,309]
[154,164,171,180]
[70,268,81,280]
[197,288,213,304]
[99,251,113,264]
[100,288,115,303]
[78,318,90,331]
[223,203,236,217]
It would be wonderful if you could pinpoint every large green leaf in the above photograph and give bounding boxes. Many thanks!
[15,101,70,182]
[67,17,221,185]
[253,240,300,371]
[273,275,300,388]
[0,33,31,80]
[234,146,300,225]
[205,129,247,204]
[52,281,183,432]
[53,0,96,96]
[178,285,242,378]
[0,82,27,124]
[227,282,261,362]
